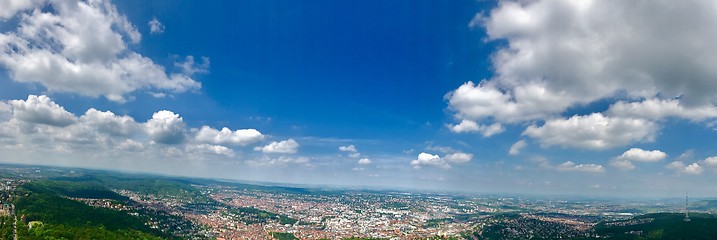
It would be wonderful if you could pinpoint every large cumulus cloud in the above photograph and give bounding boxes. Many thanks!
[447,0,717,149]
[0,0,205,102]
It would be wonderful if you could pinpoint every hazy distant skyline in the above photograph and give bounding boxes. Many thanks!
[2,0,717,197]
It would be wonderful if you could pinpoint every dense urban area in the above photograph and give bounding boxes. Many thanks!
[0,164,715,239]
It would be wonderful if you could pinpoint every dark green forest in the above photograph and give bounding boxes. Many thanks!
[10,180,168,239]
[591,213,717,240]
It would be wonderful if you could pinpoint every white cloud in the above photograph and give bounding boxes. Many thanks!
[703,156,717,167]
[410,152,449,169]
[555,161,605,173]
[523,113,657,149]
[148,17,164,34]
[448,119,504,137]
[612,148,667,171]
[410,149,475,169]
[448,119,479,133]
[339,144,362,158]
[10,95,77,127]
[80,108,139,136]
[116,139,144,152]
[339,145,358,153]
[145,110,186,145]
[508,139,527,156]
[449,0,717,144]
[667,161,685,171]
[482,0,717,108]
[255,139,299,154]
[607,99,717,122]
[0,95,266,161]
[610,159,635,171]
[0,0,203,102]
[446,81,570,123]
[665,161,685,170]
[685,163,703,175]
[195,126,264,146]
[444,152,473,163]
[190,144,234,157]
[617,148,667,162]
[667,161,703,175]
[175,55,210,75]
[0,95,291,171]
[0,0,45,19]
[357,158,372,165]
[0,96,120,148]
[246,156,310,167]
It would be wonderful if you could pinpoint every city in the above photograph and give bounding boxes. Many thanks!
[0,164,714,239]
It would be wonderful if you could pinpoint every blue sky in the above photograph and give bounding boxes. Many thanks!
[2,0,717,198]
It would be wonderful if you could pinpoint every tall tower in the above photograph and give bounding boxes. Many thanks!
[684,192,690,222]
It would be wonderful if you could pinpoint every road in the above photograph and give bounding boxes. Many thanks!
[12,204,16,240]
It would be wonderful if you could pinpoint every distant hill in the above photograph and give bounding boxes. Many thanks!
[22,179,129,201]
[592,212,717,240]
[692,200,717,211]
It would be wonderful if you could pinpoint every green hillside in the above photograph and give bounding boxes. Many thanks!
[12,181,167,240]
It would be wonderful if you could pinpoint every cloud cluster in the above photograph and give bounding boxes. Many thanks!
[667,161,703,175]
[447,0,717,150]
[81,108,139,136]
[617,148,668,162]
[0,95,265,163]
[338,145,374,166]
[339,144,361,158]
[665,156,717,175]
[410,151,473,169]
[525,157,605,174]
[245,155,310,167]
[610,148,667,171]
[195,126,264,146]
[0,0,205,102]
[0,0,44,19]
[447,120,504,137]
[704,157,717,167]
[255,139,299,154]
[411,153,448,169]
[607,99,717,122]
[443,152,472,163]
[555,161,605,173]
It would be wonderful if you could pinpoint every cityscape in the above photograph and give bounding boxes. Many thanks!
[1,165,715,239]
